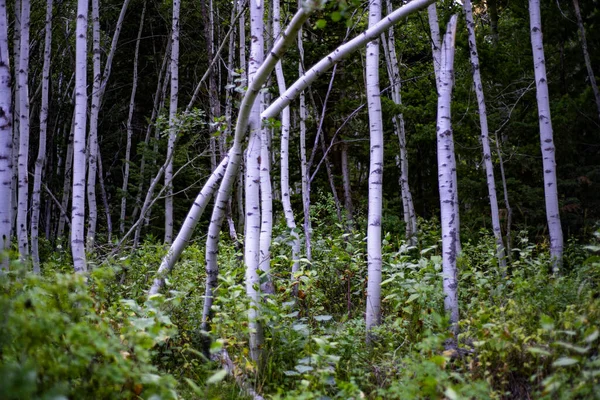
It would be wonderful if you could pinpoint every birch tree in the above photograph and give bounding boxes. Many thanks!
[31,0,53,272]
[436,15,459,331]
[365,0,383,337]
[16,0,30,260]
[381,0,417,245]
[463,0,506,270]
[165,0,180,244]
[0,0,11,270]
[72,0,88,273]
[298,26,312,261]
[529,0,563,272]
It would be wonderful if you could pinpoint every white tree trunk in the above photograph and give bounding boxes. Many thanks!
[529,0,563,272]
[31,0,53,272]
[273,0,300,280]
[149,156,228,295]
[245,0,265,361]
[428,4,461,256]
[572,0,600,121]
[72,0,88,273]
[0,0,12,270]
[10,0,20,239]
[436,15,459,330]
[120,3,146,234]
[382,0,417,245]
[463,0,506,270]
[86,0,100,252]
[165,0,180,244]
[365,0,384,338]
[298,28,312,261]
[16,0,30,260]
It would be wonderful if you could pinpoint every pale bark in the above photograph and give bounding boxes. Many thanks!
[57,116,74,241]
[428,4,461,255]
[365,0,384,337]
[382,0,417,245]
[340,142,353,223]
[86,0,100,252]
[10,0,20,238]
[572,0,600,122]
[165,0,180,244]
[436,15,459,330]
[149,157,228,295]
[120,3,146,235]
[201,6,310,344]
[298,28,312,261]
[529,0,563,272]
[72,0,88,273]
[259,120,274,293]
[0,0,11,270]
[16,0,30,260]
[31,0,53,272]
[463,0,506,270]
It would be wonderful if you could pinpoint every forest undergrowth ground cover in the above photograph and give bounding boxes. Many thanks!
[1,215,599,399]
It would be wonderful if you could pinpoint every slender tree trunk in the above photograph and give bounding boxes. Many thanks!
[165,0,180,244]
[529,0,563,272]
[494,131,513,262]
[85,0,100,253]
[0,0,12,270]
[298,27,312,261]
[31,0,53,272]
[436,15,459,332]
[487,0,499,45]
[97,152,112,242]
[428,4,461,255]
[72,0,88,273]
[382,0,417,245]
[463,0,506,270]
[120,3,146,234]
[149,157,228,295]
[572,0,600,122]
[365,0,383,338]
[10,0,20,239]
[16,0,30,260]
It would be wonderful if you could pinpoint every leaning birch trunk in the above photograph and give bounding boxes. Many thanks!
[273,0,300,281]
[428,4,460,254]
[72,0,88,273]
[365,0,384,338]
[31,0,53,272]
[120,3,146,234]
[463,0,506,270]
[16,0,30,260]
[165,0,180,244]
[148,157,228,295]
[0,0,11,270]
[200,0,434,335]
[572,0,600,122]
[298,28,312,261]
[529,0,563,272]
[382,0,417,245]
[436,15,459,332]
[86,0,101,252]
[201,5,311,342]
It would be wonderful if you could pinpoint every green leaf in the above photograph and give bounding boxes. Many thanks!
[552,357,579,367]
[315,19,327,29]
[444,387,459,400]
[331,11,341,22]
[554,341,589,354]
[406,293,420,303]
[184,378,204,395]
[585,330,599,343]
[314,315,333,322]
[295,364,314,373]
[527,347,551,356]
[206,369,228,384]
[131,317,155,330]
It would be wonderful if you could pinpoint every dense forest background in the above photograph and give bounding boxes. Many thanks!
[1,0,600,398]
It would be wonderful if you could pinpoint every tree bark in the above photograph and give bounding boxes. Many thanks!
[72,0,88,273]
[31,0,53,272]
[365,0,384,338]
[529,0,563,272]
[0,0,12,270]
[436,15,459,331]
[463,0,506,270]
